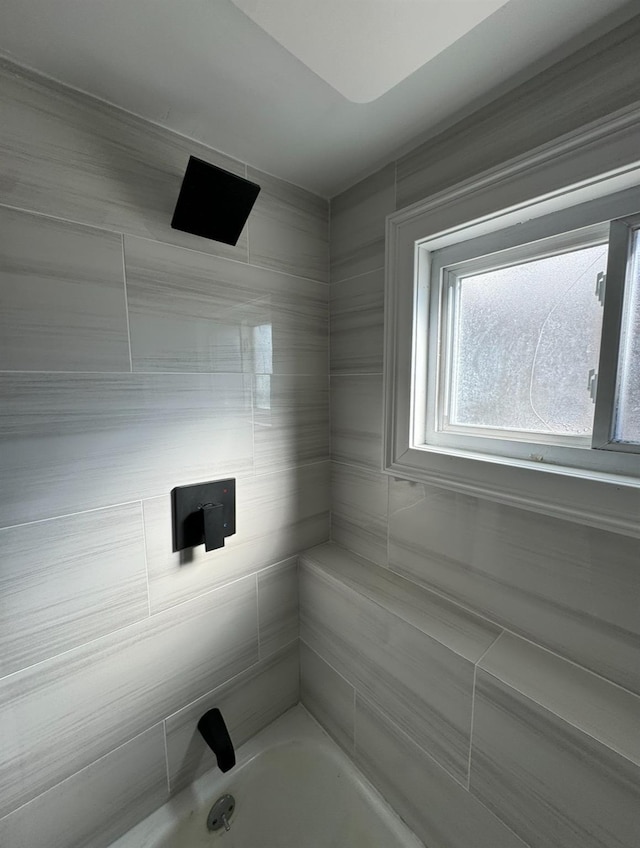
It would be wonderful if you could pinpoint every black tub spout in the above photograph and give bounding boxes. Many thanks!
[197,708,236,773]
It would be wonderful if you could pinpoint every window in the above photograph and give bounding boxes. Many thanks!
[418,210,640,477]
[384,106,640,535]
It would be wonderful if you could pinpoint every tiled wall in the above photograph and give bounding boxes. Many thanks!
[301,15,640,848]
[0,60,329,848]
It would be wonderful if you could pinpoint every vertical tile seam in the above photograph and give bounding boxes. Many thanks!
[120,233,134,372]
[393,159,398,211]
[352,683,357,754]
[244,161,252,267]
[162,719,171,795]
[138,500,153,619]
[255,572,262,660]
[466,664,477,790]
[467,631,506,790]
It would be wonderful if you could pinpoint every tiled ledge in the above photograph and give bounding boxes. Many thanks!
[300,542,501,663]
[301,542,640,848]
[478,632,640,768]
[301,542,640,763]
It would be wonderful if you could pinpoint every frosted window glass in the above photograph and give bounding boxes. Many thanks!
[614,230,640,444]
[447,244,608,437]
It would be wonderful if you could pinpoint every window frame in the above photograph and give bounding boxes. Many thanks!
[425,220,609,456]
[383,104,640,538]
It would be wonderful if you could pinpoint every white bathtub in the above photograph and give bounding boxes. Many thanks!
[109,705,423,848]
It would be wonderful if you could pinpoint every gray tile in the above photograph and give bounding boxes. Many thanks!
[470,670,640,848]
[330,164,395,283]
[478,632,640,767]
[0,725,167,848]
[388,477,640,696]
[247,167,329,283]
[395,20,640,211]
[0,371,253,529]
[301,543,501,664]
[258,559,298,658]
[354,696,528,848]
[330,269,384,374]
[0,206,130,372]
[299,562,475,784]
[124,235,328,375]
[253,374,329,473]
[143,462,329,613]
[331,462,388,566]
[330,374,383,469]
[300,641,355,754]
[165,642,298,793]
[0,503,148,678]
[0,65,247,262]
[0,575,257,817]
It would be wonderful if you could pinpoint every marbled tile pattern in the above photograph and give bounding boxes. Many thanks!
[300,562,475,784]
[165,643,298,793]
[142,462,329,613]
[124,235,328,376]
[300,641,355,753]
[470,671,640,848]
[0,725,168,848]
[0,64,248,262]
[330,268,384,374]
[330,374,383,470]
[0,53,332,845]
[0,206,130,372]
[354,696,528,848]
[0,503,148,677]
[330,163,395,283]
[253,374,329,473]
[0,371,253,529]
[388,478,640,695]
[247,167,329,283]
[0,576,257,817]
[258,559,299,658]
[395,18,640,210]
[331,462,388,566]
[301,544,501,664]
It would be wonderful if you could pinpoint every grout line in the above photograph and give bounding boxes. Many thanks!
[299,637,357,702]
[329,371,384,377]
[0,722,168,823]
[0,499,146,531]
[162,720,171,796]
[466,664,478,790]
[0,570,258,685]
[0,201,329,286]
[474,631,505,669]
[352,685,357,754]
[0,459,330,534]
[394,160,398,211]
[358,690,470,791]
[477,656,640,768]
[121,233,134,372]
[330,264,386,286]
[255,573,262,659]
[162,639,298,729]
[138,500,152,618]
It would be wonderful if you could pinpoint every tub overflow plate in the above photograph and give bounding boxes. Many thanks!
[207,793,236,832]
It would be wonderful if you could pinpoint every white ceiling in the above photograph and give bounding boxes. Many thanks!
[0,0,636,197]
[231,0,512,102]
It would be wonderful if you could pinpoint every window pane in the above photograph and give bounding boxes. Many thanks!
[446,244,607,438]
[613,230,640,444]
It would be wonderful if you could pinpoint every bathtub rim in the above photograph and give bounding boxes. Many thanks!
[107,703,425,848]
